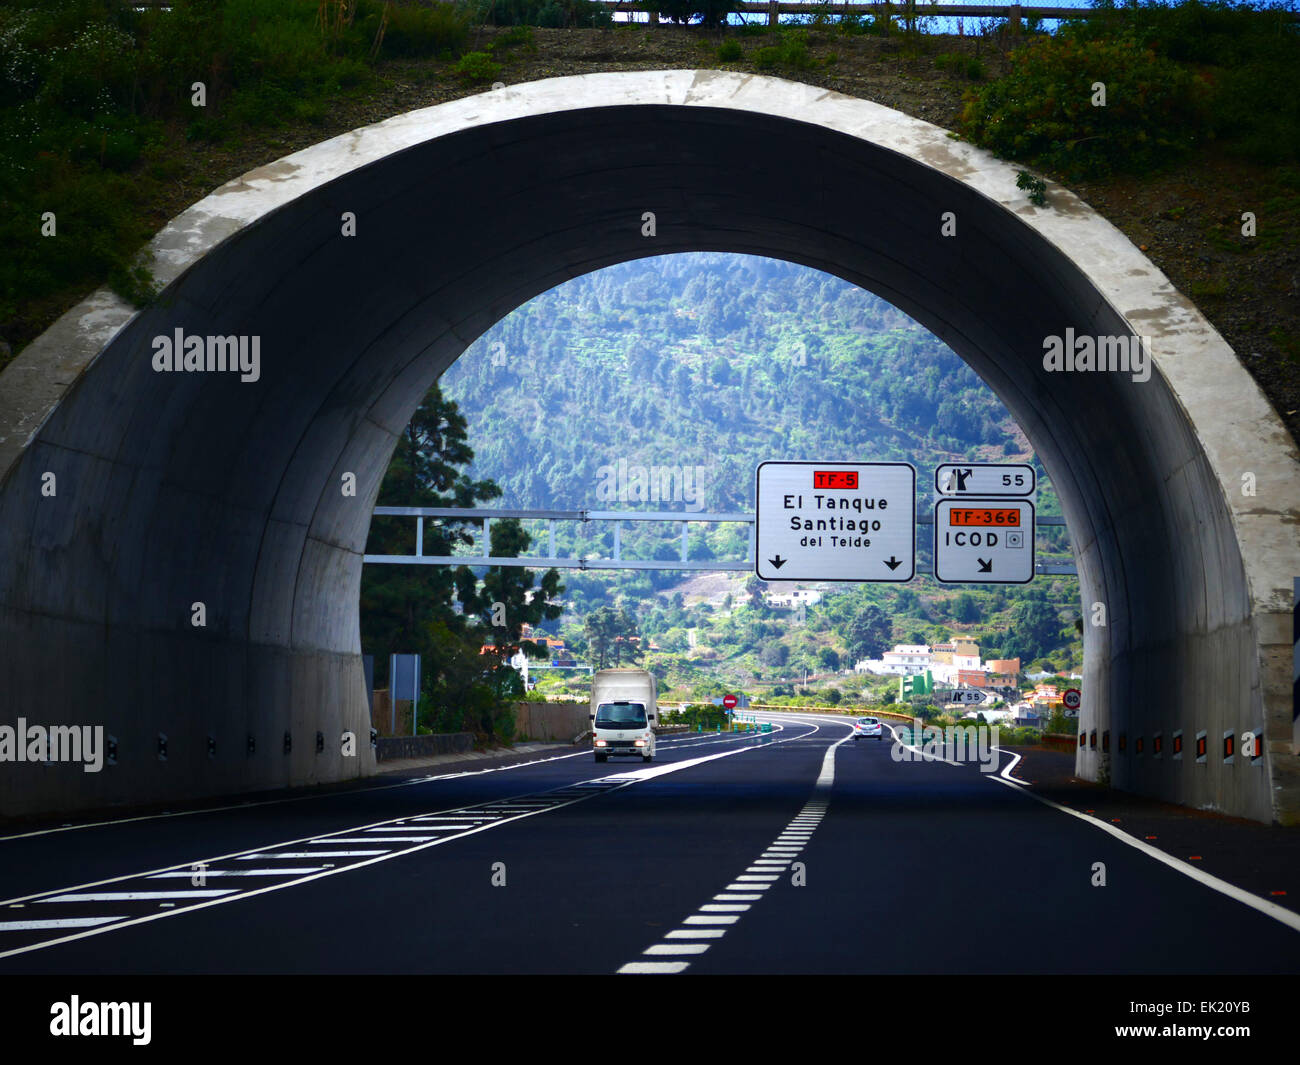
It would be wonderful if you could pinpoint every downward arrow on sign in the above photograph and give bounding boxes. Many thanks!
[769,555,786,569]
[884,557,902,571]
[978,558,993,573]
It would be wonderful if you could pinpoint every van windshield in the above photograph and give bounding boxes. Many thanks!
[595,702,647,728]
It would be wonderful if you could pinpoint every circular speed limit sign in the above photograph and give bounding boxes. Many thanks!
[1062,688,1082,711]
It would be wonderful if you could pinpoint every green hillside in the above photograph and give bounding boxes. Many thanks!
[426,252,1082,697]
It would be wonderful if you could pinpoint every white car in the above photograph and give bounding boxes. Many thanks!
[854,717,883,740]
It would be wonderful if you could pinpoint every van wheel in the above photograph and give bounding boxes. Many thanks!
[595,754,607,763]
[642,754,653,763]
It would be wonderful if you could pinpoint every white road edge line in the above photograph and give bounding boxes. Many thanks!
[883,722,1300,934]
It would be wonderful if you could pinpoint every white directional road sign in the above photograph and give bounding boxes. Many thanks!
[935,463,1036,499]
[934,497,1035,584]
[755,461,915,582]
[942,690,986,705]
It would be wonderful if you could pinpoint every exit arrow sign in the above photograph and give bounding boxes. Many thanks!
[755,461,916,582]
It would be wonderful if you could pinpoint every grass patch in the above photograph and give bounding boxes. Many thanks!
[0,0,472,363]
[934,51,985,80]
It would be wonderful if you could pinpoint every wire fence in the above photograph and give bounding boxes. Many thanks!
[600,0,1105,32]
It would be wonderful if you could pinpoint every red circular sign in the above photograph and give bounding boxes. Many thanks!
[723,694,738,709]
[1063,688,1082,711]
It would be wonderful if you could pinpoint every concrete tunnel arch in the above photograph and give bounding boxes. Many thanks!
[0,71,1297,823]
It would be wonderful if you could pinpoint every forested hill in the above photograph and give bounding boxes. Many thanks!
[441,252,1042,517]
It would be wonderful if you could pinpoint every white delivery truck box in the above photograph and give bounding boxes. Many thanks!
[590,669,657,763]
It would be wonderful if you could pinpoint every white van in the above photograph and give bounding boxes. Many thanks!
[590,669,657,763]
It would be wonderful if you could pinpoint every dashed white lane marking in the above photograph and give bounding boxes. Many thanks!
[237,851,385,859]
[0,918,124,931]
[618,724,854,974]
[41,891,237,902]
[146,869,326,878]
[620,961,691,974]
[319,836,435,844]
[0,719,823,961]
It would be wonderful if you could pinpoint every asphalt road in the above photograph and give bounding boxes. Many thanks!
[0,712,1295,975]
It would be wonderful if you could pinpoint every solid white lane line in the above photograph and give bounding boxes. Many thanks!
[40,891,236,901]
[0,918,124,931]
[998,749,1028,784]
[988,774,1300,933]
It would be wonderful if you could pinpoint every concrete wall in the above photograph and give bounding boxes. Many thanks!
[513,702,589,743]
[376,733,473,761]
[0,72,1296,822]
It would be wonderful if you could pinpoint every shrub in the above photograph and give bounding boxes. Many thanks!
[1016,169,1048,206]
[960,35,1207,178]
[375,2,470,58]
[466,0,611,28]
[934,51,984,80]
[454,50,502,83]
[717,38,743,62]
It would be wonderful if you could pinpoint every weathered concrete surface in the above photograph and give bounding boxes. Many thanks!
[1,71,1297,821]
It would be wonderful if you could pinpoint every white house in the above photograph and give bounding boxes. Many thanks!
[856,644,931,676]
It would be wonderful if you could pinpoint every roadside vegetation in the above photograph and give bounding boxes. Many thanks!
[959,0,1300,178]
